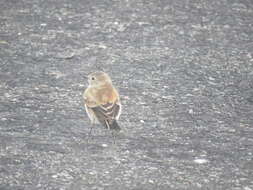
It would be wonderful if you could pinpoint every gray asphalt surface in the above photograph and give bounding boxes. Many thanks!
[0,0,253,189]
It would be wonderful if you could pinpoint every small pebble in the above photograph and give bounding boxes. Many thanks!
[194,159,209,164]
[102,144,108,147]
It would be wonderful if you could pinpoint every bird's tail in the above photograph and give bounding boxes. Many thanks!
[105,120,121,130]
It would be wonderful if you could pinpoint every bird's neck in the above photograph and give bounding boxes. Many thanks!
[90,82,112,89]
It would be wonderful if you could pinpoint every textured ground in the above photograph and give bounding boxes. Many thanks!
[0,0,253,189]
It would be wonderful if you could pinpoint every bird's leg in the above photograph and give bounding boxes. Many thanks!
[105,120,115,144]
[105,120,116,144]
[111,130,116,144]
[87,122,94,143]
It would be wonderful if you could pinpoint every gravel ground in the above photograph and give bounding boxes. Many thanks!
[0,0,253,189]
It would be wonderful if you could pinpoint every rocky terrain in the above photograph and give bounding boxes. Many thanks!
[0,0,253,189]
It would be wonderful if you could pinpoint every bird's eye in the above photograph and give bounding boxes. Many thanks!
[91,77,95,80]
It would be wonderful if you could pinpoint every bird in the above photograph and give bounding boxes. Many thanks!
[83,71,121,135]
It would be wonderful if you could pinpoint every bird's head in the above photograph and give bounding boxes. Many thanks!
[87,71,112,87]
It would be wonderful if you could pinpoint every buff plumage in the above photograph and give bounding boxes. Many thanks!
[83,71,121,130]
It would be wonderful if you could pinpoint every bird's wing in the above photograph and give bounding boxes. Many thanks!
[91,102,121,123]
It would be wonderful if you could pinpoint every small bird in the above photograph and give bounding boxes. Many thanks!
[83,71,121,133]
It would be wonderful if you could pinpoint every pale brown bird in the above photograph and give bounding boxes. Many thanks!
[83,71,121,132]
